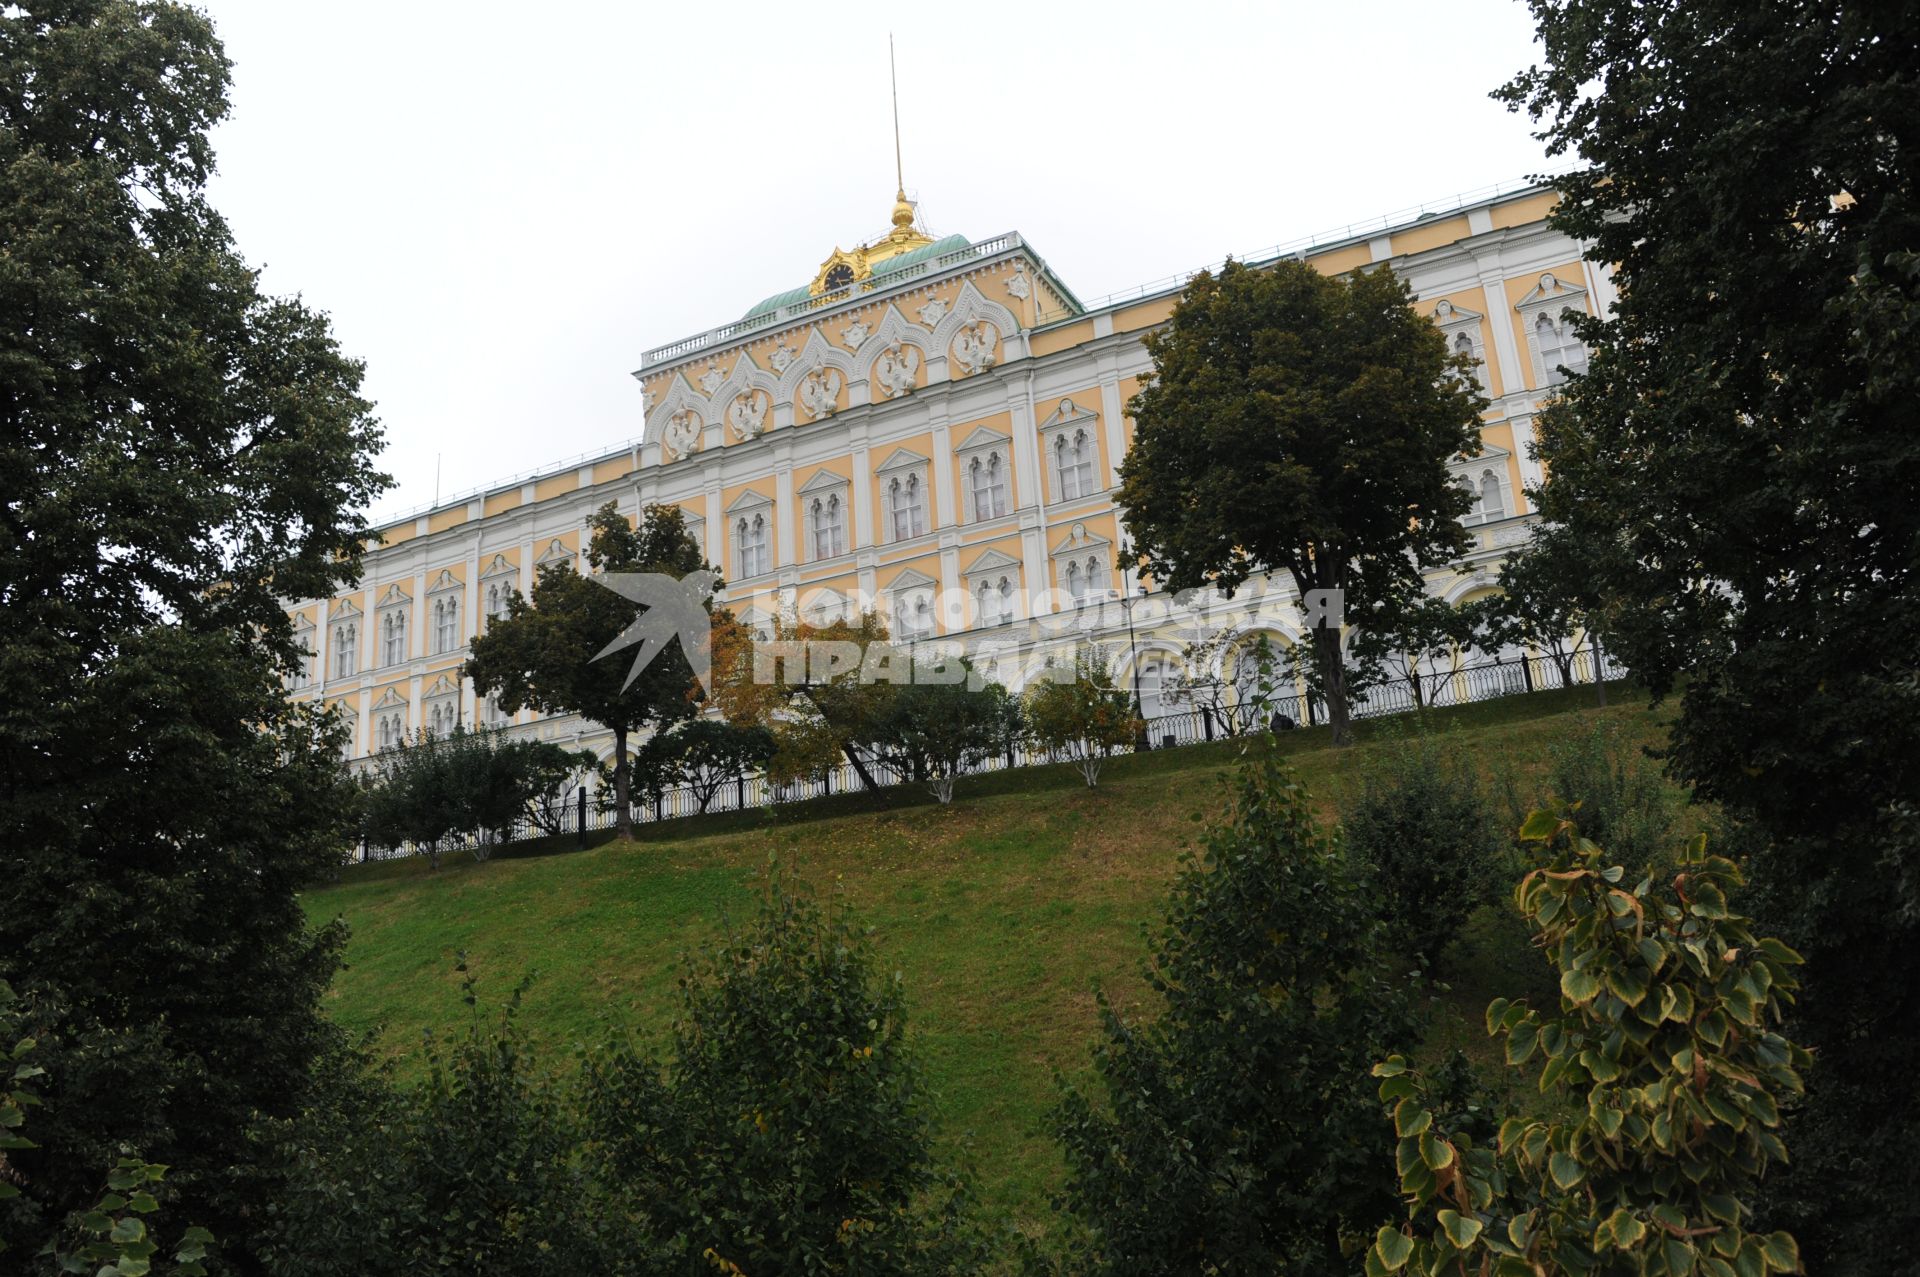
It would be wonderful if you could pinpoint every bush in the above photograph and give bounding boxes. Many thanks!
[580,872,993,1274]
[363,726,594,866]
[1024,648,1141,789]
[1341,729,1505,971]
[1369,811,1809,1277]
[871,664,1023,803]
[1497,719,1679,876]
[1050,744,1419,1274]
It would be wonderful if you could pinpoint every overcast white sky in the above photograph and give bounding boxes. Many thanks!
[199,0,1555,523]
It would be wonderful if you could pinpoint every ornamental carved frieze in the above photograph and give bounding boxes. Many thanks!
[727,389,770,441]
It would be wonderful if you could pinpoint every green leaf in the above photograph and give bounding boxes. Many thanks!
[1437,1209,1484,1248]
[1395,1098,1432,1137]
[1606,1208,1646,1249]
[1518,810,1560,842]
[1419,1128,1455,1171]
[1549,1151,1583,1189]
[1759,1232,1799,1273]
[1561,969,1601,1005]
[1373,1226,1415,1271]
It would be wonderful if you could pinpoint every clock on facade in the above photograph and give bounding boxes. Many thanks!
[823,262,854,290]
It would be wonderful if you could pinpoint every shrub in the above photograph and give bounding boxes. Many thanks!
[1051,744,1419,1274]
[1024,648,1141,789]
[363,726,594,866]
[872,664,1023,803]
[1341,729,1506,971]
[1368,812,1809,1277]
[579,872,992,1274]
[1498,719,1678,876]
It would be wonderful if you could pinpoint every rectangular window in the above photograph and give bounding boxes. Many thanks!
[1054,430,1097,502]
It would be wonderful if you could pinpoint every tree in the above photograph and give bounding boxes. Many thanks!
[871,664,1022,803]
[1484,531,1597,689]
[578,872,993,1274]
[636,718,774,815]
[1497,6,1920,1263]
[1023,648,1141,789]
[707,609,902,790]
[1051,745,1419,1274]
[466,502,710,839]
[1340,729,1505,971]
[362,727,594,867]
[1368,812,1809,1277]
[0,2,386,1263]
[1350,595,1474,710]
[1159,630,1293,737]
[1118,258,1487,745]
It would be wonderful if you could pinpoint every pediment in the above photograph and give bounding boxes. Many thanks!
[798,467,852,495]
[535,538,574,565]
[1051,520,1113,556]
[1038,396,1101,431]
[329,598,361,620]
[726,487,775,514]
[372,686,408,711]
[1514,270,1589,311]
[963,547,1022,576]
[376,582,411,607]
[1428,298,1484,327]
[886,567,938,592]
[875,446,930,476]
[955,426,1011,454]
[424,673,461,699]
[427,568,461,594]
[480,553,518,579]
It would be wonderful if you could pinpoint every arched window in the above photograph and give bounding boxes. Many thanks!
[334,624,356,678]
[1065,560,1084,603]
[1055,429,1096,501]
[1535,310,1589,386]
[376,715,392,751]
[810,493,844,560]
[978,575,1013,626]
[1082,555,1105,600]
[1478,468,1506,521]
[432,597,459,654]
[889,474,926,541]
[484,582,505,627]
[382,610,407,665]
[736,513,770,578]
[969,451,1008,521]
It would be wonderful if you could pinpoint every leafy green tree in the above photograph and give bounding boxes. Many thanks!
[1351,595,1474,710]
[267,973,657,1276]
[4,981,216,1275]
[1341,729,1505,971]
[635,717,774,814]
[362,726,593,867]
[872,664,1022,803]
[1023,648,1141,789]
[1051,746,1419,1274]
[1117,259,1487,744]
[1497,8,1919,1261]
[579,873,993,1275]
[1369,812,1809,1277]
[1484,531,1597,689]
[466,502,710,839]
[0,2,385,1263]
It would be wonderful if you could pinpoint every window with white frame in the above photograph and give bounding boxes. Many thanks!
[892,580,936,641]
[968,450,1009,521]
[338,713,357,759]
[1053,428,1097,501]
[1064,554,1105,605]
[483,694,510,728]
[380,609,407,665]
[809,493,846,560]
[735,511,771,578]
[1533,310,1589,386]
[976,574,1014,626]
[427,700,456,736]
[290,629,314,688]
[332,622,357,678]
[431,595,460,654]
[376,712,404,751]
[1460,466,1509,525]
[484,581,510,628]
[887,473,927,541]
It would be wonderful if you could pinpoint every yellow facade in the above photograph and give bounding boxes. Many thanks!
[288,181,1609,759]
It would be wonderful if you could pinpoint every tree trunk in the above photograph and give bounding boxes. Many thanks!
[841,740,881,791]
[613,723,632,840]
[1314,624,1352,746]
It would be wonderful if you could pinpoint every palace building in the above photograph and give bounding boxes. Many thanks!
[284,179,1610,763]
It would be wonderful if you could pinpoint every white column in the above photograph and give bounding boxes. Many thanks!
[1098,377,1128,489]
[851,446,874,548]
[930,421,956,528]
[1008,377,1045,513]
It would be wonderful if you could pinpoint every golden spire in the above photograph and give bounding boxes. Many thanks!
[887,34,919,241]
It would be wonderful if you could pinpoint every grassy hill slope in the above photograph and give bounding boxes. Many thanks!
[303,686,1675,1229]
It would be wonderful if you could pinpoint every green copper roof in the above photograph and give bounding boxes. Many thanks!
[741,234,971,320]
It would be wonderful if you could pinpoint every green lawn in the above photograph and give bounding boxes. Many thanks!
[302,683,1675,1233]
